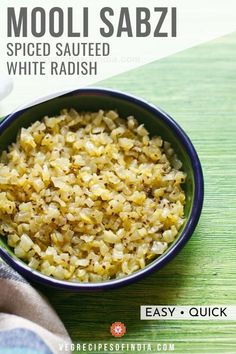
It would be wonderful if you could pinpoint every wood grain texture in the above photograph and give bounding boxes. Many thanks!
[39,33,236,354]
[3,33,236,353]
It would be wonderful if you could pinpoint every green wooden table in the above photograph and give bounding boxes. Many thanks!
[3,33,236,353]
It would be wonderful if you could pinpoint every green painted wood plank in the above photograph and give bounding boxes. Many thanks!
[3,32,236,353]
[36,33,236,353]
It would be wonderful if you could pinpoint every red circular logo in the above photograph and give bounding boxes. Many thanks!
[110,322,126,337]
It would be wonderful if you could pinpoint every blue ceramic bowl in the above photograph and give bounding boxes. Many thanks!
[0,88,204,290]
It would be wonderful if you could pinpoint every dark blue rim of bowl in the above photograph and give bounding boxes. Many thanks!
[0,87,204,290]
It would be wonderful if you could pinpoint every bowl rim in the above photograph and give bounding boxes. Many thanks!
[0,87,204,290]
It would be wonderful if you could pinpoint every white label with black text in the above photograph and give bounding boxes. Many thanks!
[140,306,236,320]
